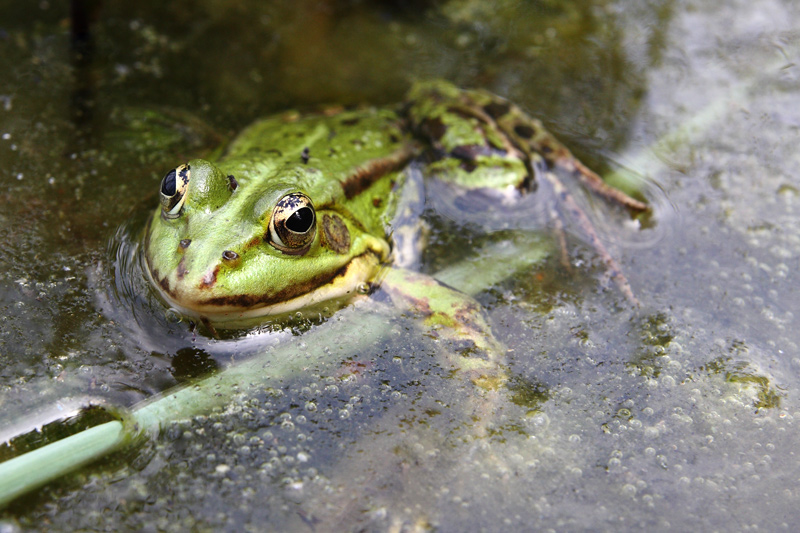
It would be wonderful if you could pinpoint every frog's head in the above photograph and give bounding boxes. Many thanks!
[144,159,389,324]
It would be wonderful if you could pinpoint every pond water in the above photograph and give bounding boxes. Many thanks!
[1,0,799,531]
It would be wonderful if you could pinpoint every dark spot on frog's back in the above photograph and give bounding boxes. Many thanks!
[340,117,360,126]
[513,124,536,139]
[451,144,493,161]
[483,101,511,119]
[301,147,310,164]
[459,160,478,173]
[419,117,446,141]
[321,214,351,254]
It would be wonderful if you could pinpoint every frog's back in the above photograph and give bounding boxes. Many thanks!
[222,108,408,180]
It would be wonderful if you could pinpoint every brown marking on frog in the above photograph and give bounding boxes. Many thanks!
[195,254,372,309]
[199,265,220,289]
[341,144,419,199]
[176,257,188,280]
[453,300,484,334]
[418,116,446,141]
[513,124,536,139]
[241,236,261,251]
[459,161,478,173]
[450,144,496,161]
[321,214,351,254]
[482,101,511,119]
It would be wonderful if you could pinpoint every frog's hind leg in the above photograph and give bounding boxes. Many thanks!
[555,153,649,212]
[489,103,649,212]
[382,268,509,438]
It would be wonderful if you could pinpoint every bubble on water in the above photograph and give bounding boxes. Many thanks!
[165,308,182,323]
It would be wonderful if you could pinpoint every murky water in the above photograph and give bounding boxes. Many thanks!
[1,0,799,530]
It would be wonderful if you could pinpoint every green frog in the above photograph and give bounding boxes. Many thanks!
[144,80,646,328]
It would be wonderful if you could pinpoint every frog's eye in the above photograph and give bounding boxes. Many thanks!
[160,164,190,219]
[269,193,316,253]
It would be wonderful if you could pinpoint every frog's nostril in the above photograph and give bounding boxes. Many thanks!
[222,250,241,267]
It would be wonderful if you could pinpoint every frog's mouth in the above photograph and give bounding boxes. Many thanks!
[146,253,384,326]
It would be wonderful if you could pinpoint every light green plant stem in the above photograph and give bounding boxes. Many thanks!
[0,422,126,506]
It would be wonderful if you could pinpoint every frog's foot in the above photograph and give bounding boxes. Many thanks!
[382,268,509,437]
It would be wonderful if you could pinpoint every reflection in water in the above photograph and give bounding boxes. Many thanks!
[69,0,102,138]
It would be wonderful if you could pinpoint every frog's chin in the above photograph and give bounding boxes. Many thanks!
[147,254,386,328]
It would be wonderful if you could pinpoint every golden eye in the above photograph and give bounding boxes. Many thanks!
[160,163,190,219]
[269,193,316,253]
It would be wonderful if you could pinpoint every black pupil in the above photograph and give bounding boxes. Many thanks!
[161,169,177,196]
[286,207,314,233]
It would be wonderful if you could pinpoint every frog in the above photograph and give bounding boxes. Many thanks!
[143,80,647,330]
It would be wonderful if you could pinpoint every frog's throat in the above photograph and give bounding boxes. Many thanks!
[146,252,384,324]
